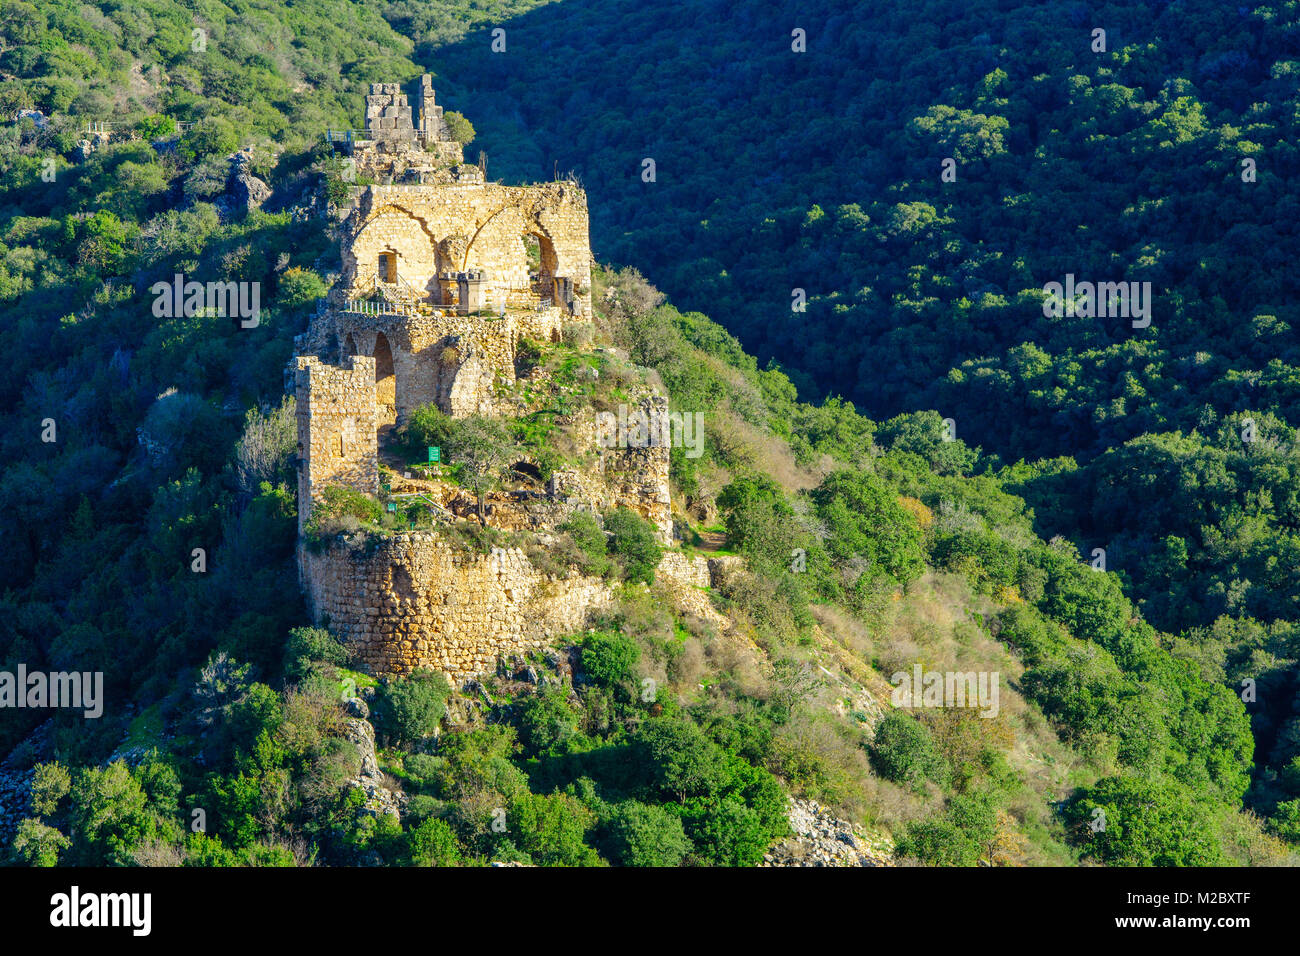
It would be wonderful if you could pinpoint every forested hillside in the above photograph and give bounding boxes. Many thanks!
[429,0,1300,838]
[0,0,1297,866]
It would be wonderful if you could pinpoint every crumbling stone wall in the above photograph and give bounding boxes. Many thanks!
[303,537,740,683]
[296,355,379,533]
[317,307,565,422]
[301,533,615,681]
[342,182,592,321]
[358,77,464,171]
[292,77,677,682]
[602,444,673,542]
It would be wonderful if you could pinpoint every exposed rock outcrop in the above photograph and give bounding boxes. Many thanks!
[342,696,405,819]
[762,797,894,867]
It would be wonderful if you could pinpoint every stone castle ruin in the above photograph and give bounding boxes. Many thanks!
[291,77,695,683]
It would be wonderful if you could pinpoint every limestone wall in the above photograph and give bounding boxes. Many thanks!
[301,532,746,684]
[296,355,379,533]
[342,181,592,321]
[325,307,564,421]
[602,444,673,542]
[301,533,614,682]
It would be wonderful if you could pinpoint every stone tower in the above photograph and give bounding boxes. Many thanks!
[295,355,379,533]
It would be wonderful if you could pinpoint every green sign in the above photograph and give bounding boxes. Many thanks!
[386,502,396,512]
[428,446,441,463]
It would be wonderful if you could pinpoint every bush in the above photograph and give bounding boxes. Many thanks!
[563,322,595,348]
[277,267,328,308]
[518,689,581,755]
[1063,776,1226,866]
[558,512,612,576]
[604,507,662,584]
[683,793,770,866]
[443,110,476,145]
[515,337,544,375]
[407,817,462,866]
[11,819,70,867]
[284,626,348,683]
[601,801,691,866]
[374,670,451,746]
[399,403,457,461]
[869,712,948,788]
[634,718,727,801]
[234,398,296,495]
[303,486,383,544]
[504,791,601,866]
[811,470,927,590]
[582,632,640,692]
[896,791,998,866]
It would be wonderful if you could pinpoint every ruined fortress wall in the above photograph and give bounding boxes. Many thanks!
[343,182,592,320]
[296,356,379,533]
[301,533,614,682]
[330,309,568,421]
[603,444,673,542]
[546,403,674,541]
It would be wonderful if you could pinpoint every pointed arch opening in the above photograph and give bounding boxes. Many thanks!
[373,331,396,426]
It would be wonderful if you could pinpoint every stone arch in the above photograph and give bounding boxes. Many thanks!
[350,204,440,298]
[373,331,396,426]
[510,460,543,484]
[525,230,560,304]
[359,203,438,244]
[341,332,357,363]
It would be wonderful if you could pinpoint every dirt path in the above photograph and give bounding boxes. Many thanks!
[696,530,728,552]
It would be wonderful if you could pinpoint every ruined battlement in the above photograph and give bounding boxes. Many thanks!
[341,179,592,322]
[293,79,675,685]
[295,355,379,534]
[301,533,614,680]
[357,74,464,168]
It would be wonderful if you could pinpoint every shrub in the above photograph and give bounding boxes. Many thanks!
[563,322,595,348]
[399,403,457,461]
[518,688,581,755]
[811,470,926,589]
[284,626,348,683]
[432,726,529,805]
[601,801,691,866]
[29,762,72,817]
[407,817,462,866]
[604,507,662,584]
[277,267,328,308]
[504,791,601,866]
[374,670,452,745]
[869,712,948,788]
[234,397,296,494]
[1064,776,1226,866]
[303,486,383,544]
[515,337,544,375]
[683,793,769,866]
[11,819,70,867]
[634,718,727,801]
[558,512,612,576]
[896,791,998,866]
[443,110,476,145]
[582,632,640,692]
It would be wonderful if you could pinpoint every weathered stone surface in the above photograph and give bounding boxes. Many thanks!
[761,798,894,867]
[342,705,405,819]
[301,533,616,683]
[290,77,686,685]
[296,355,379,533]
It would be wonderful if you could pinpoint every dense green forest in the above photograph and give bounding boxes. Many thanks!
[0,0,1297,866]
